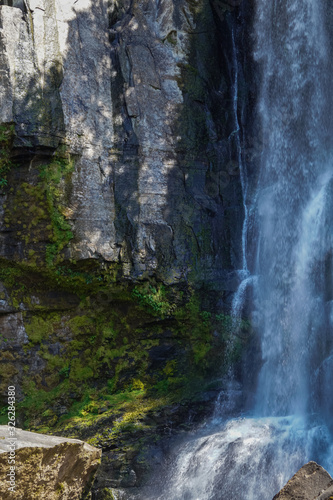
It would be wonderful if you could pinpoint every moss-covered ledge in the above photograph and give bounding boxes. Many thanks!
[0,255,252,495]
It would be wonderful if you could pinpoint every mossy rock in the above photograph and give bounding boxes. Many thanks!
[98,488,117,500]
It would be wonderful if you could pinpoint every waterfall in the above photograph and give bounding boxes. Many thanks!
[253,0,332,420]
[230,22,252,320]
[230,25,249,276]
[142,1,333,498]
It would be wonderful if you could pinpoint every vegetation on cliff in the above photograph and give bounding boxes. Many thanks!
[0,243,251,488]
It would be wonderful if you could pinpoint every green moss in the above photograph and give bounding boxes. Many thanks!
[98,489,116,500]
[0,263,22,287]
[39,157,75,265]
[25,315,54,344]
[20,380,65,420]
[68,315,95,336]
[0,362,18,394]
[3,151,74,264]
[70,359,95,381]
[0,251,251,469]
[0,122,15,189]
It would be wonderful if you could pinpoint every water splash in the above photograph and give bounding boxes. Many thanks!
[150,415,332,500]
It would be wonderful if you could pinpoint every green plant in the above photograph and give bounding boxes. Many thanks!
[38,157,75,266]
[200,310,212,325]
[132,284,171,316]
[0,123,15,189]
[59,367,70,378]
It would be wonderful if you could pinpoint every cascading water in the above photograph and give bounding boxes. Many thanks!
[253,0,332,420]
[229,19,254,321]
[141,1,333,499]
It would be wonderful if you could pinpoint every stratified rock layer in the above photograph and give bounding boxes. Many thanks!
[0,0,246,285]
[273,462,333,500]
[0,426,101,499]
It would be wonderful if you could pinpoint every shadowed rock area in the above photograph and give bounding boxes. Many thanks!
[273,462,333,500]
[0,425,101,499]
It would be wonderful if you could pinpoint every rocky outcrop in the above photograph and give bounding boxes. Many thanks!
[0,425,101,499]
[0,0,248,286]
[273,462,333,500]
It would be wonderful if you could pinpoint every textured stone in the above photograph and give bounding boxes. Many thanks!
[273,462,333,500]
[0,313,28,345]
[0,3,64,147]
[0,426,101,499]
[0,0,245,286]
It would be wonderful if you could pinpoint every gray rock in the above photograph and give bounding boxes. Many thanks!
[0,313,28,345]
[0,0,244,286]
[0,2,64,147]
[119,465,137,487]
[0,426,101,499]
[273,462,333,500]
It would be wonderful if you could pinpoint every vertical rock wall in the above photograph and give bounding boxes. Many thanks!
[0,2,255,497]
[0,0,248,290]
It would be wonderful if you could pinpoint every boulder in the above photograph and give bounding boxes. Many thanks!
[273,461,333,500]
[0,426,101,499]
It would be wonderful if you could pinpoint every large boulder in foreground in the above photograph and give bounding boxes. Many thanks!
[273,461,333,500]
[0,426,101,499]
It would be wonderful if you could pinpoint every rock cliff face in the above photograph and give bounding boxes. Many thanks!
[0,0,248,284]
[0,0,254,497]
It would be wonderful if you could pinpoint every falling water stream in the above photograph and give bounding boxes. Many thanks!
[141,1,333,499]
